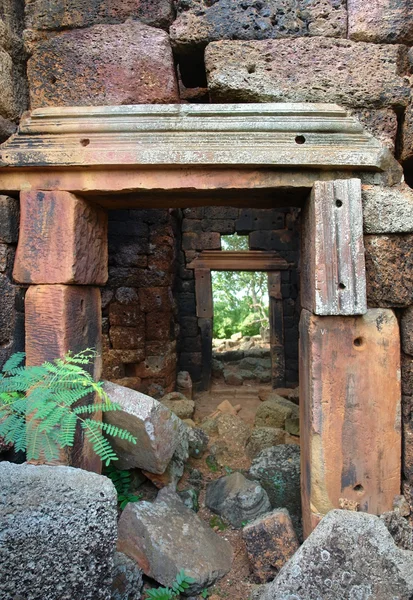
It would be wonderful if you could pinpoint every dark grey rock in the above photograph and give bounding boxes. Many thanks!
[0,462,117,600]
[117,487,233,595]
[178,488,199,512]
[249,445,301,536]
[0,195,19,243]
[206,472,271,528]
[258,510,413,600]
[188,427,209,459]
[111,552,143,600]
[380,511,413,551]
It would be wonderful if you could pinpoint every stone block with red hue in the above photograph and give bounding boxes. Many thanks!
[109,303,143,328]
[102,349,145,380]
[14,191,108,285]
[139,287,173,313]
[182,232,221,251]
[348,0,413,44]
[351,109,398,153]
[25,0,175,31]
[146,312,174,341]
[401,306,413,356]
[242,509,299,583]
[401,100,413,163]
[300,308,401,538]
[205,38,410,108]
[27,21,179,108]
[364,234,413,307]
[133,353,176,379]
[109,327,145,351]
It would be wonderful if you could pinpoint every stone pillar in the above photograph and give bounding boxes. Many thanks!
[14,190,108,472]
[300,179,400,537]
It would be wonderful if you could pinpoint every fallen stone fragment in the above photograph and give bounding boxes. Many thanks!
[160,392,195,420]
[380,511,413,551]
[249,445,301,537]
[103,381,181,474]
[243,509,299,583]
[246,427,286,459]
[258,510,413,599]
[393,494,411,517]
[188,427,209,459]
[206,472,271,528]
[0,462,117,600]
[111,551,143,600]
[254,395,298,430]
[143,419,189,489]
[117,487,233,595]
[178,488,199,512]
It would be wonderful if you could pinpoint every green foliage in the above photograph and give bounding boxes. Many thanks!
[145,570,196,599]
[201,589,210,599]
[0,349,137,466]
[212,235,269,339]
[105,465,142,509]
[209,515,228,531]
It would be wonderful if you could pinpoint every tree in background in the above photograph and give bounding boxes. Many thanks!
[212,235,269,339]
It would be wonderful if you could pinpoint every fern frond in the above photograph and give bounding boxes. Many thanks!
[73,402,117,415]
[85,419,137,444]
[60,412,78,447]
[82,420,118,466]
[2,352,25,373]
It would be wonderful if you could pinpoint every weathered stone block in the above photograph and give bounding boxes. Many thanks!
[103,381,181,473]
[146,311,174,341]
[171,0,347,53]
[246,428,287,459]
[109,327,145,351]
[401,353,413,396]
[249,230,298,252]
[111,551,143,600]
[117,487,233,595]
[27,22,179,108]
[351,108,398,153]
[0,462,117,600]
[109,303,144,328]
[0,115,16,143]
[138,287,173,313]
[301,179,366,316]
[401,99,413,163]
[14,191,108,285]
[205,38,410,108]
[25,0,175,30]
[401,306,413,356]
[133,353,176,379]
[259,510,413,600]
[362,183,413,233]
[0,195,19,243]
[254,395,298,430]
[365,234,413,307]
[236,209,284,233]
[205,472,271,529]
[299,309,401,538]
[242,509,299,583]
[182,231,221,251]
[348,0,413,44]
[0,273,16,346]
[0,47,26,120]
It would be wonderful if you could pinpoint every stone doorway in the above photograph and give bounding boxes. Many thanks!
[0,102,402,537]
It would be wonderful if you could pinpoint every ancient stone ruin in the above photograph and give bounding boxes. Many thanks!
[1,0,413,598]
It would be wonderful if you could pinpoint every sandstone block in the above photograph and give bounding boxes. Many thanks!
[171,0,347,53]
[249,445,301,537]
[401,306,413,356]
[362,183,413,233]
[27,22,179,108]
[143,418,189,489]
[205,38,410,108]
[299,309,401,538]
[254,395,298,430]
[364,234,413,307]
[348,0,413,44]
[109,327,145,351]
[117,487,233,595]
[206,472,271,529]
[103,380,181,473]
[146,311,174,341]
[242,509,299,583]
[182,231,221,251]
[0,47,26,120]
[109,303,144,328]
[0,462,117,600]
[351,108,398,153]
[259,510,413,600]
[0,195,19,243]
[25,0,174,30]
[138,287,173,313]
[133,353,176,379]
[246,428,287,459]
[301,179,366,316]
[14,191,108,285]
[160,394,195,420]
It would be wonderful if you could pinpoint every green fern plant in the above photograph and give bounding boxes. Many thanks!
[0,349,137,465]
[105,465,142,509]
[145,570,196,599]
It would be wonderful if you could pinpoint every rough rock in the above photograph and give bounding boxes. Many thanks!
[246,427,286,459]
[0,462,117,600]
[362,184,413,234]
[348,0,413,44]
[103,381,182,473]
[249,445,301,536]
[160,395,195,420]
[0,195,19,244]
[205,472,271,528]
[0,274,16,347]
[27,21,179,108]
[188,427,209,458]
[254,395,299,430]
[178,488,199,512]
[380,511,413,551]
[258,510,413,600]
[25,0,175,31]
[223,370,244,386]
[401,306,413,356]
[394,494,411,517]
[111,551,143,600]
[143,418,189,489]
[365,234,413,307]
[401,100,413,163]
[0,46,27,120]
[212,413,252,462]
[117,487,233,595]
[171,0,347,54]
[205,37,410,108]
[0,115,16,143]
[242,509,299,583]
